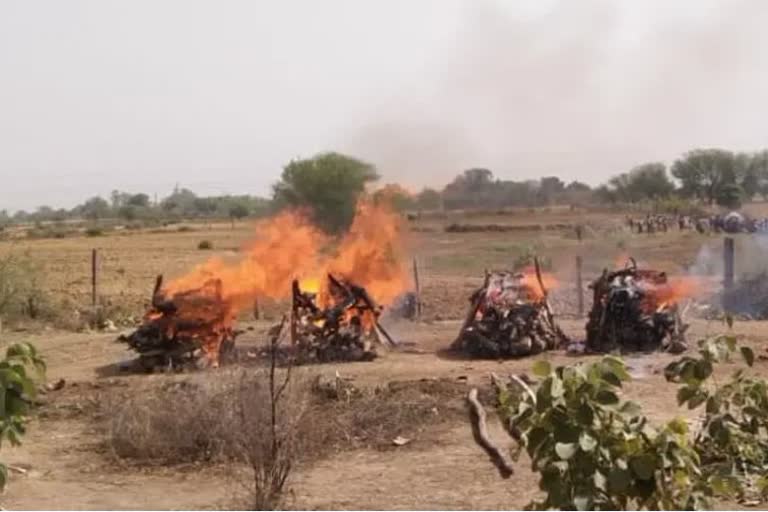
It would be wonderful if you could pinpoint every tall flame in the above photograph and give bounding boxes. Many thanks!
[164,197,409,316]
[165,211,326,312]
[321,199,408,307]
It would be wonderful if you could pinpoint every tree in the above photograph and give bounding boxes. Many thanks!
[373,184,414,211]
[600,163,675,204]
[716,182,743,209]
[414,188,442,210]
[443,168,496,209]
[538,176,566,204]
[127,193,150,207]
[272,152,379,233]
[78,196,111,220]
[161,188,197,215]
[228,203,250,221]
[671,149,741,204]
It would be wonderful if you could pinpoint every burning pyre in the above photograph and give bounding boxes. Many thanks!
[289,274,397,363]
[585,259,689,354]
[119,275,239,371]
[452,263,568,358]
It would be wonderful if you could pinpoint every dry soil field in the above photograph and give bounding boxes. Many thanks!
[1,207,767,509]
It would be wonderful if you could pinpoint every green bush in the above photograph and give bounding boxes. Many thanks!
[665,333,767,501]
[493,357,716,510]
[197,240,213,250]
[0,253,52,324]
[0,342,46,490]
[85,226,104,237]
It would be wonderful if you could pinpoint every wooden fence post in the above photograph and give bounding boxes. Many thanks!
[576,255,584,318]
[91,248,98,307]
[723,237,735,291]
[412,257,422,319]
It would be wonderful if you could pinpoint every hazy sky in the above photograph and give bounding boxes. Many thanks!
[1,0,767,212]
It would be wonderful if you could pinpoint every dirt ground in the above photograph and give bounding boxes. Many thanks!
[1,208,768,509]
[0,315,764,510]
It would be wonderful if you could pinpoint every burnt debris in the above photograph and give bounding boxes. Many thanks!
[452,262,568,358]
[288,274,396,363]
[585,259,687,354]
[119,275,239,371]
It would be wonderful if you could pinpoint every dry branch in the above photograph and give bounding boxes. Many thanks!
[467,388,514,479]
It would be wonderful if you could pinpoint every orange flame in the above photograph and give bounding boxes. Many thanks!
[518,266,559,300]
[320,199,408,307]
[165,210,326,313]
[165,198,409,318]
[642,276,708,308]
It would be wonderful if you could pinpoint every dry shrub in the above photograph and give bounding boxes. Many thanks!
[106,370,468,508]
[108,369,309,463]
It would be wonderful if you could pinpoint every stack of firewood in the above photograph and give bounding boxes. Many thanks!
[118,275,238,371]
[452,263,568,358]
[288,274,396,363]
[585,259,687,353]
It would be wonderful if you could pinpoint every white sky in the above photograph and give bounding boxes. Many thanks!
[1,0,767,212]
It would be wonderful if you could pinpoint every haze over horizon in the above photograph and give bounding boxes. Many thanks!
[2,0,767,212]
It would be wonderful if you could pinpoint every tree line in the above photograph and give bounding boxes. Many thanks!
[2,147,766,234]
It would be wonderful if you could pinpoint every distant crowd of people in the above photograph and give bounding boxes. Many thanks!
[626,212,768,235]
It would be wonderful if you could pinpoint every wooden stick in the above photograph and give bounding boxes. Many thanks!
[412,257,422,319]
[576,255,584,318]
[91,248,98,306]
[467,388,514,479]
[374,320,398,346]
[290,280,298,345]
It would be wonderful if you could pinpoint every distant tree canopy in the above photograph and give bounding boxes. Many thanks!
[272,152,379,233]
[597,162,675,204]
[671,148,768,204]
[6,146,768,228]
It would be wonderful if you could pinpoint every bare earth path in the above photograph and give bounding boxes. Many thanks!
[0,318,764,509]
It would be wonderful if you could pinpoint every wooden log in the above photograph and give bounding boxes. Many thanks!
[467,388,514,478]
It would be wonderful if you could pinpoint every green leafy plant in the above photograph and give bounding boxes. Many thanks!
[665,333,768,501]
[0,342,46,489]
[495,357,713,510]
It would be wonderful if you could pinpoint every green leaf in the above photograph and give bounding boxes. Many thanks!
[706,396,721,415]
[555,442,577,460]
[608,467,631,493]
[576,402,594,425]
[688,390,708,410]
[741,346,755,367]
[602,371,622,388]
[532,360,552,378]
[619,401,642,417]
[579,432,597,452]
[595,390,619,405]
[667,417,688,436]
[630,454,656,480]
[693,360,713,381]
[677,386,696,405]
